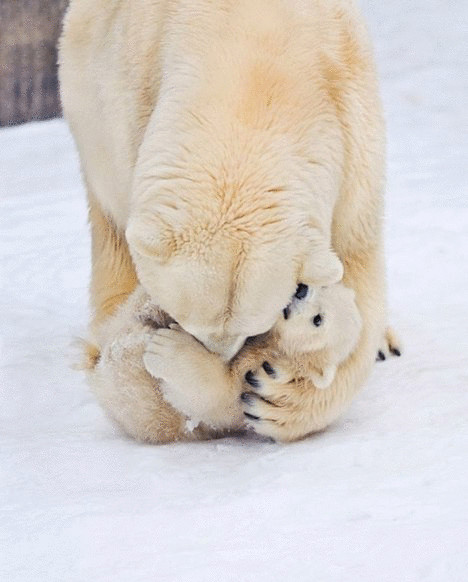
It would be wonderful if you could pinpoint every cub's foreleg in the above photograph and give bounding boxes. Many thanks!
[85,289,221,443]
[143,325,244,431]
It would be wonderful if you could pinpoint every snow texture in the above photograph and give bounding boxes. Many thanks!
[1,1,467,580]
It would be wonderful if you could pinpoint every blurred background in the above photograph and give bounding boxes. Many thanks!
[0,0,68,126]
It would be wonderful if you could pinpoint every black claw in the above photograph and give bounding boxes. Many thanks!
[377,350,386,361]
[262,361,276,376]
[283,306,291,320]
[390,348,401,357]
[245,370,260,388]
[244,412,260,421]
[241,392,254,404]
[294,283,309,300]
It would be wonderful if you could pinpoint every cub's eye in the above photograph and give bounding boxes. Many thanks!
[294,283,309,300]
[312,314,323,327]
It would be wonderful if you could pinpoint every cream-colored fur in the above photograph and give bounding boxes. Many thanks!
[273,283,362,389]
[60,0,392,442]
[141,282,362,437]
[87,287,237,443]
[89,281,362,442]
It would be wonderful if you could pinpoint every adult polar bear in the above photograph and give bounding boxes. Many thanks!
[60,0,390,442]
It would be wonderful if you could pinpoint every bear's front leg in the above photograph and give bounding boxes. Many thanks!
[144,325,244,430]
[376,326,403,361]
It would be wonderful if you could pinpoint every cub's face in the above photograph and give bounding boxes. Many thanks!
[274,283,360,356]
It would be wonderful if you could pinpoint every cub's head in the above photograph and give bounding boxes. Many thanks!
[126,210,342,360]
[274,283,362,358]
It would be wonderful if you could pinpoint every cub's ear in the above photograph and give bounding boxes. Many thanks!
[125,217,173,262]
[309,364,337,390]
[301,246,343,287]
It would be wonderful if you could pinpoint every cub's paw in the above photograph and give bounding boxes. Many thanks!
[143,324,205,383]
[240,360,304,442]
[143,325,211,415]
[143,325,228,422]
[376,326,403,362]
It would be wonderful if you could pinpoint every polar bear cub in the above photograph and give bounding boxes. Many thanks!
[87,278,362,443]
[139,279,362,432]
[270,282,362,389]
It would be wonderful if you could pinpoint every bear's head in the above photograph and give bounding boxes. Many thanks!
[127,204,343,360]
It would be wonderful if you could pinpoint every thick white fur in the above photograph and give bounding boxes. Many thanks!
[88,287,240,443]
[274,284,362,389]
[90,281,361,441]
[60,0,389,442]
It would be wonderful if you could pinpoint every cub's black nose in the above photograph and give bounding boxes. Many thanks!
[312,314,323,327]
[294,283,309,300]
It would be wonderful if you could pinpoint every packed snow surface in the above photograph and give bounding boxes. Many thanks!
[1,1,467,580]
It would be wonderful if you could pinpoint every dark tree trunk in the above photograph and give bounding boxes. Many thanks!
[0,0,69,126]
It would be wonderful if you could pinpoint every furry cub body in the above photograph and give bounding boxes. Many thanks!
[60,0,388,442]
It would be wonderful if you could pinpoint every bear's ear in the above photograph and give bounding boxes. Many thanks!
[301,246,343,287]
[125,216,173,263]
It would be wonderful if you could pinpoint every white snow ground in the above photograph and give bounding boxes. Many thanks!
[1,1,467,580]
